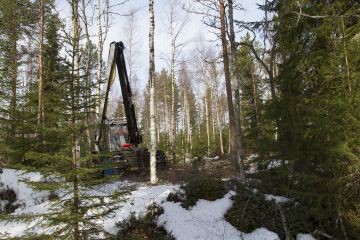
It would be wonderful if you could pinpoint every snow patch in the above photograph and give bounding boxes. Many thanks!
[158,191,280,240]
[240,228,280,240]
[203,156,220,161]
[264,194,290,203]
[101,184,179,234]
[0,168,179,238]
[0,169,49,214]
[296,233,316,240]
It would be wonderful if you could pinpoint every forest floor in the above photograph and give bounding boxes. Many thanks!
[0,157,316,240]
[124,155,239,184]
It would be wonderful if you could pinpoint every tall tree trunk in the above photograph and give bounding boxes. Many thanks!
[149,0,158,184]
[170,48,176,162]
[219,0,246,184]
[95,0,104,115]
[9,3,18,137]
[38,0,45,129]
[71,0,80,238]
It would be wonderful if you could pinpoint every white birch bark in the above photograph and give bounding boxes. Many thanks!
[149,0,157,184]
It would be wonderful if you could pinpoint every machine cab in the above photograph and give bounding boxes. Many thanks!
[106,118,130,152]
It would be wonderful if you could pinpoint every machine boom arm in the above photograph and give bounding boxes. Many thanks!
[97,42,141,147]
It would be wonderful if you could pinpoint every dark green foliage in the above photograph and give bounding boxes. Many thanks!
[114,204,174,240]
[248,0,360,238]
[0,188,18,214]
[225,186,315,239]
[0,0,124,238]
[0,0,38,163]
[168,176,227,209]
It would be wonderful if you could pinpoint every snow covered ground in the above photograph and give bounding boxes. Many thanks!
[0,168,314,240]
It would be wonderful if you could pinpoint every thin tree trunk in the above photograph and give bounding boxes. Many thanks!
[216,101,224,155]
[205,90,210,156]
[38,0,45,128]
[149,0,157,184]
[185,88,192,152]
[251,73,260,138]
[10,5,18,137]
[170,50,176,162]
[211,92,215,144]
[340,16,351,92]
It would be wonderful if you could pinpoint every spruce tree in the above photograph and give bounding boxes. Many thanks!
[263,0,360,237]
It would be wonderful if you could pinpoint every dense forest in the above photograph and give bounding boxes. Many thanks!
[0,0,359,239]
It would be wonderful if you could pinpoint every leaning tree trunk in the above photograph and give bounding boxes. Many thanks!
[149,0,158,184]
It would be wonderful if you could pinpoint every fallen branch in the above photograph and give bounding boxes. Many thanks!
[277,204,293,240]
[313,229,334,239]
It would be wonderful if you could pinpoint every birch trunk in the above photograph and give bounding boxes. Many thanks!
[95,0,103,115]
[149,0,157,184]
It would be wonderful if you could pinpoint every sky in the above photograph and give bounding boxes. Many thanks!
[55,0,264,98]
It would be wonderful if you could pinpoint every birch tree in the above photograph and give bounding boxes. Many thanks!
[123,7,142,124]
[80,0,94,151]
[95,0,110,115]
[149,0,157,184]
[165,0,188,162]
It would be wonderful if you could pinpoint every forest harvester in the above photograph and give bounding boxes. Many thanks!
[93,41,168,174]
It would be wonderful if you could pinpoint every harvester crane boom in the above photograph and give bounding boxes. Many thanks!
[96,41,141,147]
